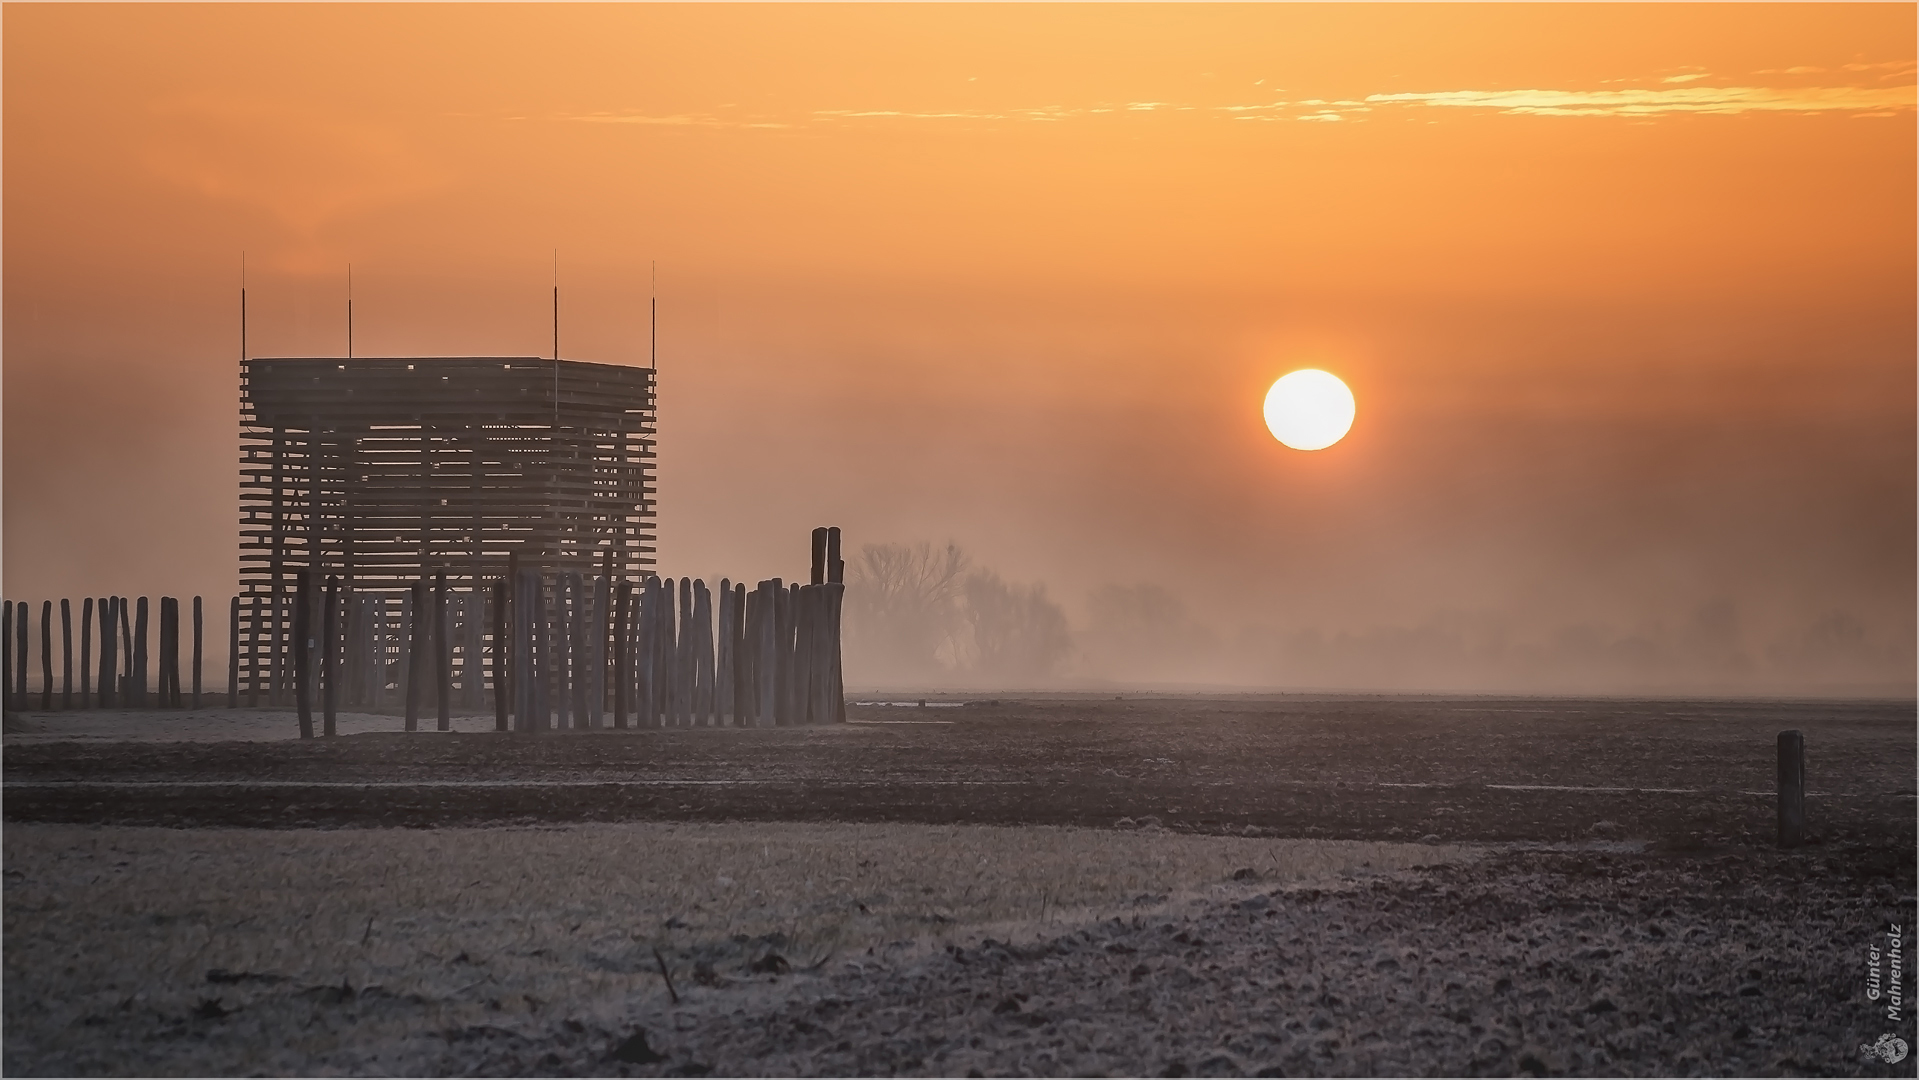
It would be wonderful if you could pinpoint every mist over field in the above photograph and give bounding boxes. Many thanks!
[836,538,1912,697]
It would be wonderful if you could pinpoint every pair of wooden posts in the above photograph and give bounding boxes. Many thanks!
[0,595,202,712]
[287,571,459,739]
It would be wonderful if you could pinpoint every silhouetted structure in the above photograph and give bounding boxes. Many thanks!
[239,357,655,702]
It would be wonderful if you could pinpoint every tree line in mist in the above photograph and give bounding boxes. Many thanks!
[841,541,1910,694]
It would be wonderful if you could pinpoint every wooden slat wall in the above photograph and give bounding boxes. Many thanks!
[238,357,656,702]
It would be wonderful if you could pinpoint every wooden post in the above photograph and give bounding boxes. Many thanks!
[155,598,170,709]
[1778,729,1806,848]
[117,596,129,706]
[192,596,203,709]
[826,581,845,723]
[14,600,26,708]
[612,580,631,728]
[323,576,340,737]
[164,597,181,708]
[116,599,132,706]
[465,591,485,711]
[715,577,733,725]
[650,575,667,728]
[227,597,239,707]
[98,598,116,709]
[1,600,12,714]
[732,584,747,724]
[634,577,654,727]
[435,572,452,732]
[517,569,533,732]
[736,586,754,727]
[80,598,94,709]
[591,573,609,728]
[247,594,261,707]
[567,572,586,730]
[513,569,532,731]
[792,586,814,724]
[827,527,843,585]
[780,583,800,725]
[491,577,510,731]
[60,599,73,710]
[132,597,149,709]
[811,527,828,586]
[758,580,779,725]
[538,572,557,732]
[293,572,314,738]
[155,599,169,708]
[405,581,427,732]
[704,580,720,725]
[40,600,54,711]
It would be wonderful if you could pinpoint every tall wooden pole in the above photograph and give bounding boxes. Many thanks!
[18,601,32,706]
[228,597,240,708]
[323,576,340,737]
[132,597,149,709]
[293,572,314,739]
[192,596,204,710]
[80,598,94,709]
[40,600,53,711]
[493,576,510,731]
[1,601,12,714]
[405,580,427,732]
[60,599,73,710]
[249,594,264,707]
[435,571,451,732]
[98,598,116,709]
[613,580,631,728]
[155,599,170,708]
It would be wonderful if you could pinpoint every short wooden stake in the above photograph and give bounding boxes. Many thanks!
[1777,730,1805,848]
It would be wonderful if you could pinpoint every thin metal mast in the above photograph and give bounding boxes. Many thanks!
[240,252,248,362]
[346,264,353,359]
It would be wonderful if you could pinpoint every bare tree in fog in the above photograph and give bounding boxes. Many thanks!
[846,542,970,681]
[846,542,1073,687]
[962,571,1072,682]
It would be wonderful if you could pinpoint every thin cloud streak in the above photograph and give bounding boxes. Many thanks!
[1363,84,1915,117]
[564,80,1912,134]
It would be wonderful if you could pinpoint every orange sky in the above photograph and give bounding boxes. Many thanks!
[4,4,1913,693]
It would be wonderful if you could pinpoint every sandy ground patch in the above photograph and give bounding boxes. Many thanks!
[2,821,1471,1076]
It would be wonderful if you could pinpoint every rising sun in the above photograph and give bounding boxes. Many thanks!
[1263,369,1355,451]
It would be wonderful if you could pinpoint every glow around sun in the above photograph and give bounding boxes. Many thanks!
[1263,369,1355,451]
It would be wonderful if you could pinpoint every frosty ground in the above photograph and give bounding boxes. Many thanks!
[3,695,1913,1076]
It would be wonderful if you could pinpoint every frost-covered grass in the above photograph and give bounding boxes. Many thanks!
[3,821,1473,1075]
